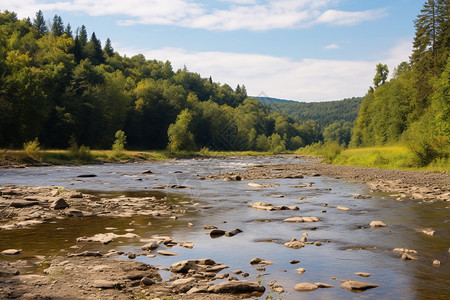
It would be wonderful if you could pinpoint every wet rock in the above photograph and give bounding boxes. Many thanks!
[179,242,194,249]
[1,199,39,208]
[294,283,318,292]
[284,217,319,223]
[1,249,21,255]
[67,251,102,257]
[225,229,243,237]
[141,170,153,174]
[296,268,306,275]
[416,228,435,236]
[170,259,216,273]
[247,182,280,188]
[76,232,139,244]
[141,242,159,251]
[207,280,265,294]
[250,257,273,265]
[290,260,300,264]
[315,282,333,288]
[337,206,350,211]
[66,209,83,217]
[50,198,69,210]
[249,202,298,211]
[402,253,418,260]
[210,229,226,238]
[355,272,371,277]
[284,239,304,249]
[433,260,441,266]
[369,221,386,228]
[203,225,218,230]
[77,174,97,178]
[393,248,417,254]
[157,250,178,256]
[340,280,379,292]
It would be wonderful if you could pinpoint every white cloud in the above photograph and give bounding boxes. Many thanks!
[325,43,340,49]
[118,39,411,102]
[3,0,387,31]
[316,8,387,26]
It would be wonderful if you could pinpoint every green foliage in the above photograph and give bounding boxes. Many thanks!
[167,109,196,152]
[23,138,42,161]
[111,130,127,158]
[296,141,343,163]
[373,63,389,87]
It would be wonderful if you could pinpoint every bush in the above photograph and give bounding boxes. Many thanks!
[23,138,42,161]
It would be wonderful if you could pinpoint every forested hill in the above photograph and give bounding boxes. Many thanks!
[256,97,363,128]
[350,0,449,166]
[0,10,342,152]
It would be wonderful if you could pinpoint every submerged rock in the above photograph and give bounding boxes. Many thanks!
[340,280,379,292]
[207,280,265,294]
[284,239,305,249]
[369,221,386,228]
[249,202,298,211]
[284,217,319,223]
[294,283,318,292]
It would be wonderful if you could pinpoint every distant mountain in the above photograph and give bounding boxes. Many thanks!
[255,96,363,128]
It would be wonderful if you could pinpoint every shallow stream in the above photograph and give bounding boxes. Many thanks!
[1,157,449,299]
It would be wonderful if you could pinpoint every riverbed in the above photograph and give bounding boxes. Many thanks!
[1,157,449,299]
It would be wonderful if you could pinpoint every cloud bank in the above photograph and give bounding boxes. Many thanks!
[3,0,387,31]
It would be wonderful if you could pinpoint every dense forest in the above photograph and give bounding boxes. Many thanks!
[351,0,449,165]
[0,10,355,153]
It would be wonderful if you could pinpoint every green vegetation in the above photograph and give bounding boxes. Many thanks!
[350,0,449,169]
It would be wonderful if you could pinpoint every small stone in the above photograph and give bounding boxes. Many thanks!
[1,249,21,255]
[296,268,306,275]
[210,229,226,237]
[355,272,371,277]
[141,242,159,251]
[433,260,441,266]
[370,221,386,228]
[140,277,155,286]
[314,242,322,246]
[290,260,300,264]
[50,198,69,210]
[141,170,153,174]
[157,250,178,256]
[340,280,379,291]
[92,280,118,289]
[337,206,350,211]
[402,253,417,260]
[315,282,333,288]
[188,222,194,227]
[294,283,318,292]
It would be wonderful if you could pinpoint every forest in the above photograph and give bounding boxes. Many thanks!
[0,9,354,153]
[350,0,449,166]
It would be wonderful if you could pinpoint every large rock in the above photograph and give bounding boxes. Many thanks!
[294,283,318,292]
[50,198,69,210]
[141,242,159,251]
[207,280,265,294]
[171,278,196,293]
[340,280,379,292]
[250,257,273,265]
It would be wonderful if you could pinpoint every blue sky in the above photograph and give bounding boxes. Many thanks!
[3,0,424,101]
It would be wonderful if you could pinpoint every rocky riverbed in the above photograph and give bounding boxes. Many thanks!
[0,156,449,299]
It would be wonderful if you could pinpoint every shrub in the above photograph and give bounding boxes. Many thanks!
[23,138,42,161]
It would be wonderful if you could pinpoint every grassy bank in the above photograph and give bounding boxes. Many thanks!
[296,143,449,172]
[0,148,274,166]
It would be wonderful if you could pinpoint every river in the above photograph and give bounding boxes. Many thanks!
[0,157,449,299]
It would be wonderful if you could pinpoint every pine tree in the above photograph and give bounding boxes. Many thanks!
[78,25,88,46]
[51,15,64,36]
[65,23,73,38]
[33,10,47,36]
[103,38,114,57]
[85,32,104,65]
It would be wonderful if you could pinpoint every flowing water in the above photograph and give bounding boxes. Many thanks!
[0,157,449,299]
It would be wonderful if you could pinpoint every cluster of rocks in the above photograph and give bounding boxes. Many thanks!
[0,185,179,230]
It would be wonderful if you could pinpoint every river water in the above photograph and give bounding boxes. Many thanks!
[0,157,449,299]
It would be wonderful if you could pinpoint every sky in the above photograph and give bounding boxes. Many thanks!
[3,0,425,102]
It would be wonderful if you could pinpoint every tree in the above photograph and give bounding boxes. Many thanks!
[33,10,47,36]
[167,109,196,151]
[78,25,88,46]
[103,38,114,57]
[65,23,73,38]
[84,32,104,65]
[373,63,389,87]
[51,15,64,36]
[112,130,127,153]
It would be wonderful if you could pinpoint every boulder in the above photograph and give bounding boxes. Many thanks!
[369,221,386,228]
[207,280,265,294]
[210,229,226,238]
[50,198,69,210]
[294,283,318,292]
[340,280,379,292]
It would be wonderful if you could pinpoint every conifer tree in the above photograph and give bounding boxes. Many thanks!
[103,38,114,57]
[33,10,47,36]
[51,15,64,36]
